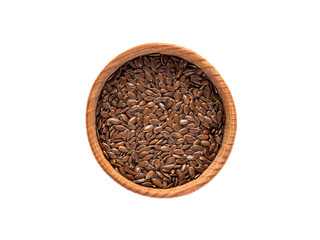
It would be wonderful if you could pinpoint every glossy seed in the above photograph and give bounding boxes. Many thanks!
[146,171,154,179]
[201,140,211,146]
[184,134,195,141]
[145,72,153,81]
[144,125,154,132]
[119,146,128,152]
[176,138,185,144]
[195,167,204,173]
[173,149,184,155]
[197,113,205,122]
[154,159,161,170]
[163,164,175,170]
[150,119,160,125]
[154,126,163,133]
[172,132,182,138]
[179,119,188,125]
[128,117,137,125]
[198,134,209,140]
[189,167,195,178]
[108,118,121,124]
[139,161,148,167]
[152,178,162,188]
[160,146,170,151]
[183,94,190,104]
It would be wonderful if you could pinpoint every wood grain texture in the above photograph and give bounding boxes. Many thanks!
[86,43,237,198]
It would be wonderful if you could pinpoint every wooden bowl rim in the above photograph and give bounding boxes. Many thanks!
[86,43,237,198]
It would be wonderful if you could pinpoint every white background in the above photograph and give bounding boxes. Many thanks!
[0,0,319,239]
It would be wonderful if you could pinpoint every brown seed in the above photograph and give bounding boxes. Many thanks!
[139,151,149,158]
[166,118,173,127]
[176,169,184,179]
[136,82,145,91]
[172,124,179,131]
[142,182,153,187]
[101,143,110,151]
[154,126,163,133]
[152,178,162,188]
[125,82,136,89]
[163,181,168,189]
[125,174,135,181]
[146,102,156,107]
[190,99,195,110]
[156,171,165,178]
[215,134,222,145]
[163,164,175,170]
[160,146,170,151]
[144,125,154,132]
[189,167,195,178]
[134,179,145,184]
[217,111,223,124]
[145,89,154,96]
[123,162,129,172]
[161,131,171,137]
[192,145,203,151]
[115,125,126,131]
[204,116,213,124]
[127,91,136,98]
[197,113,205,122]
[143,116,150,126]
[179,128,188,134]
[154,159,161,170]
[150,119,160,125]
[198,134,209,140]
[128,117,137,125]
[172,132,182,138]
[138,161,148,167]
[174,114,179,123]
[193,151,204,156]
[180,119,188,125]
[195,167,204,173]
[143,155,153,161]
[146,171,154,179]
[183,94,190,104]
[211,115,218,124]
[127,99,138,105]
[184,134,195,142]
[145,72,153,81]
[174,91,181,101]
[194,140,201,145]
[173,81,181,90]
[187,155,196,161]
[170,145,177,152]
[176,138,185,144]
[190,128,201,134]
[108,118,121,124]
[201,140,211,146]
[132,150,138,160]
[120,114,129,122]
[185,115,194,121]
[166,157,175,164]
[108,151,117,158]
[173,149,184,155]
[119,146,128,152]
[176,159,186,164]
[135,166,141,175]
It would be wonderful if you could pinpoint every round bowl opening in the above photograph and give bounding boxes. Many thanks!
[86,43,236,198]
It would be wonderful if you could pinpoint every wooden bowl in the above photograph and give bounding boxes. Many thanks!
[86,43,237,198]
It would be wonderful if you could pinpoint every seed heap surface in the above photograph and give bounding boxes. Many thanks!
[96,54,225,189]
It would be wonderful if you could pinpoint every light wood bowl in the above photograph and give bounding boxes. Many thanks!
[86,43,237,198]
